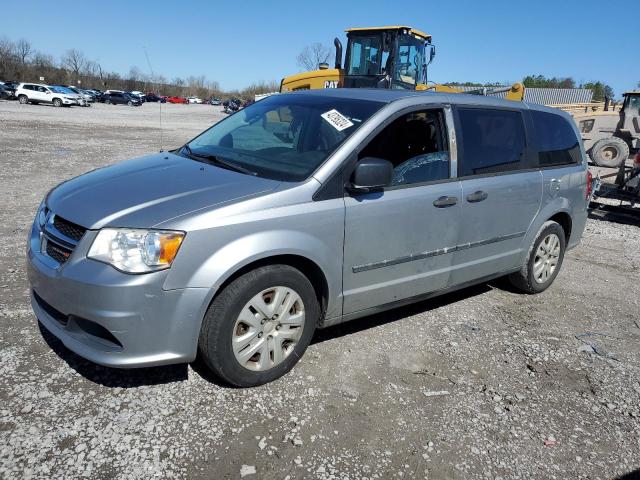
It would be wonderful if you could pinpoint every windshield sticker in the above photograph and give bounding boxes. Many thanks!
[321,109,354,131]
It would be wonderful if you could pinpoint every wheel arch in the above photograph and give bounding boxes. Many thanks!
[211,254,330,324]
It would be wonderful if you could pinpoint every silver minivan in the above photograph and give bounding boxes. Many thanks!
[27,89,590,386]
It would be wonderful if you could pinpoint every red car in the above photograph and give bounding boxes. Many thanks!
[166,96,188,104]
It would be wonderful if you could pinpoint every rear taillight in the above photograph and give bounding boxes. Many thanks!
[585,170,593,199]
[634,153,640,167]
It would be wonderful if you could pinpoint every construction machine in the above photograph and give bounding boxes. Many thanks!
[574,91,640,167]
[280,25,525,101]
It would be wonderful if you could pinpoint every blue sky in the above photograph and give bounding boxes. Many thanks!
[3,0,639,97]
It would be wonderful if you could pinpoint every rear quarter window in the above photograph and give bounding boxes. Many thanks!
[457,108,527,176]
[530,110,581,167]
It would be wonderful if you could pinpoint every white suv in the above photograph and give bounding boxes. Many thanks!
[15,83,82,107]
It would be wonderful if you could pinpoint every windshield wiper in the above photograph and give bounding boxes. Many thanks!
[182,145,257,176]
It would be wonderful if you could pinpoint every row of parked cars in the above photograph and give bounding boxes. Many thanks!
[0,81,223,107]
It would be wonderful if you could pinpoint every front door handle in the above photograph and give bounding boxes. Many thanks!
[466,190,488,203]
[433,196,458,208]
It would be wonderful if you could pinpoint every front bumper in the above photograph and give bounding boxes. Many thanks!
[27,220,211,368]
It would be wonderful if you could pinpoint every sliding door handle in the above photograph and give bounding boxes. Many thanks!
[433,196,458,208]
[466,190,488,203]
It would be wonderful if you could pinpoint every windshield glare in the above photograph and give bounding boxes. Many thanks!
[186,95,383,181]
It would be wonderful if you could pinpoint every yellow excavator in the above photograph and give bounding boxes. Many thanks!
[280,25,524,101]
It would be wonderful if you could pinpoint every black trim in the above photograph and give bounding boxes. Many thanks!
[352,231,525,273]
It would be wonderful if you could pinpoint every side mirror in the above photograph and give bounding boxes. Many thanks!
[349,157,393,192]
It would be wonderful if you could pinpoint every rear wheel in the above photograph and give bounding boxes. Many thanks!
[105,99,111,105]
[198,265,319,387]
[18,95,28,104]
[590,137,629,168]
[52,98,62,107]
[508,221,566,294]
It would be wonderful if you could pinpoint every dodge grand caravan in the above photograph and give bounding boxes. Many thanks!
[27,89,590,387]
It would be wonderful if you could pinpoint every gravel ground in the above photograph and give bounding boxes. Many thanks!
[1,100,639,480]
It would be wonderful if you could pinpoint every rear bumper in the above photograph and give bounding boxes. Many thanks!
[27,223,212,368]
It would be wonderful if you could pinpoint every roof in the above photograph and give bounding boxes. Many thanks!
[345,26,431,41]
[624,90,640,96]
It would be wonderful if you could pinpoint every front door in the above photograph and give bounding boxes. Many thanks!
[342,107,462,314]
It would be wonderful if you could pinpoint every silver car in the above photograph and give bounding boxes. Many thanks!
[27,89,589,386]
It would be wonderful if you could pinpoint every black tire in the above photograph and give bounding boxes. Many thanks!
[52,98,62,107]
[127,100,133,106]
[105,99,111,105]
[18,95,28,104]
[508,221,566,294]
[590,137,629,168]
[198,265,319,387]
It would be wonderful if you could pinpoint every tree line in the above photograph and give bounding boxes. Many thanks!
[0,36,278,100]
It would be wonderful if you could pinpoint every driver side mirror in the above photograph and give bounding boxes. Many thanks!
[348,157,393,193]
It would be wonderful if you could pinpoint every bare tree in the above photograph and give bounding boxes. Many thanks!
[16,39,33,64]
[62,49,87,79]
[296,43,334,71]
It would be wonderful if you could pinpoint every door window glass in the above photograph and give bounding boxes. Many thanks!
[457,108,526,176]
[530,110,581,166]
[359,110,449,186]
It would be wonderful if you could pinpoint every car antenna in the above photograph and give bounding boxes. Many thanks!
[143,46,163,152]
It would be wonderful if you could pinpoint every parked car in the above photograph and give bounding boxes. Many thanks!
[58,86,93,106]
[208,97,221,106]
[222,97,242,113]
[0,84,12,99]
[166,96,188,104]
[103,91,142,106]
[15,83,82,107]
[187,96,203,104]
[144,93,166,103]
[27,90,589,387]
[0,81,17,99]
[129,91,146,102]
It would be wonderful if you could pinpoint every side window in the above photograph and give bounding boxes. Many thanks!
[457,108,526,176]
[359,109,450,186]
[530,110,582,166]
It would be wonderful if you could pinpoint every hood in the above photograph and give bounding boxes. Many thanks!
[46,152,281,229]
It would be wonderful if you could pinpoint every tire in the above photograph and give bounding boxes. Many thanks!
[198,265,319,387]
[105,99,111,105]
[508,221,566,294]
[52,98,62,107]
[590,137,629,168]
[18,95,28,104]
[127,100,133,106]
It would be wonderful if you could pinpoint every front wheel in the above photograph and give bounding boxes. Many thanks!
[52,98,62,107]
[127,100,133,106]
[198,265,319,387]
[508,221,566,294]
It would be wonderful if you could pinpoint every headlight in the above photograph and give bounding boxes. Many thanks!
[88,228,185,273]
[36,202,48,228]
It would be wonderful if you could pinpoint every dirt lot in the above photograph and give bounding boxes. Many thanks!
[1,100,639,480]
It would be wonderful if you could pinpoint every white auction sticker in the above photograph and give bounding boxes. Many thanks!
[321,109,354,131]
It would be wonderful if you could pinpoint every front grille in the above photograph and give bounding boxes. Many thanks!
[46,241,72,264]
[53,216,86,242]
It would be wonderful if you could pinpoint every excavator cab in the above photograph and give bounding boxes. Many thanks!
[279,26,435,92]
[342,26,434,89]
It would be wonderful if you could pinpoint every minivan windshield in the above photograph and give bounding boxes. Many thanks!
[184,94,384,181]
